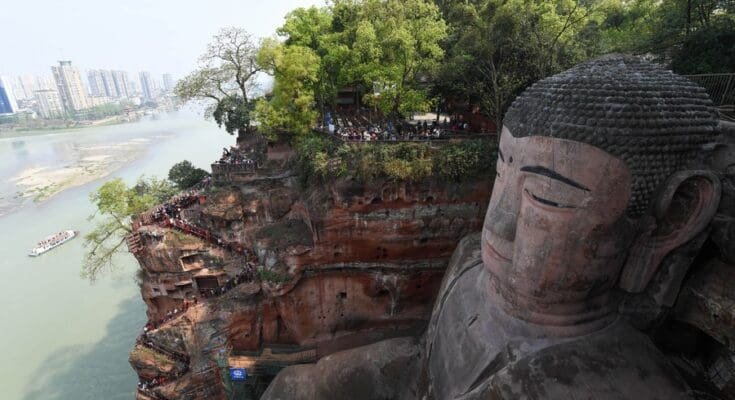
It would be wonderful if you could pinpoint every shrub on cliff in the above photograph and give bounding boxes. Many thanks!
[168,160,210,190]
[294,133,496,184]
[435,140,497,181]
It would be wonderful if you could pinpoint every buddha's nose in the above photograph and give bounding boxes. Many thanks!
[484,182,519,241]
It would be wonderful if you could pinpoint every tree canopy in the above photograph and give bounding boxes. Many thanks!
[432,0,734,128]
[176,1,733,139]
[256,0,448,135]
[255,38,321,139]
[175,27,261,136]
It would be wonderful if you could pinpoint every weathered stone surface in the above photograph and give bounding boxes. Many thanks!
[262,55,726,400]
[675,259,735,353]
[482,322,690,400]
[129,345,182,379]
[128,169,492,398]
[130,55,735,400]
[261,337,420,400]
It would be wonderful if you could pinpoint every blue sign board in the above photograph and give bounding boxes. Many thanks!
[229,368,247,381]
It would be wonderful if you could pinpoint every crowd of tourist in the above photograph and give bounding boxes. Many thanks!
[35,231,74,249]
[137,382,168,400]
[142,262,256,333]
[144,298,199,332]
[215,146,257,167]
[148,190,201,222]
[200,262,257,298]
[321,111,487,142]
[138,188,253,257]
[138,377,170,392]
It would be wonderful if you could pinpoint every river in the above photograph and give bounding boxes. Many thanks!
[0,112,234,400]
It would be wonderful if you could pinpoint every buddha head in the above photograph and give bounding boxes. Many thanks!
[482,55,721,335]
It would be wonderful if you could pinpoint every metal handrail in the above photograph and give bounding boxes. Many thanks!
[684,73,734,108]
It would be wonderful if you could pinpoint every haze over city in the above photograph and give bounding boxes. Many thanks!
[0,0,324,77]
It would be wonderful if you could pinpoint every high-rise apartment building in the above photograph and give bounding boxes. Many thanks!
[100,70,118,98]
[52,60,89,112]
[87,70,106,97]
[112,70,130,98]
[14,75,36,100]
[34,89,65,118]
[36,75,56,91]
[139,71,154,102]
[162,74,175,92]
[128,79,139,95]
[0,76,19,114]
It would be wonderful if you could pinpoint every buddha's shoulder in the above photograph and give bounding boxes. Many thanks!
[425,233,484,338]
[467,321,692,400]
[438,233,483,294]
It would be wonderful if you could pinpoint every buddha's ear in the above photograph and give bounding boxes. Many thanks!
[619,170,721,293]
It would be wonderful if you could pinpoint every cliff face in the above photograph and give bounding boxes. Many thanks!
[128,145,493,399]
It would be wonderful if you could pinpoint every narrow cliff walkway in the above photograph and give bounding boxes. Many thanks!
[130,188,253,257]
[137,334,190,364]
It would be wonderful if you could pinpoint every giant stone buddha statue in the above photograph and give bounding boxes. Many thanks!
[262,55,723,400]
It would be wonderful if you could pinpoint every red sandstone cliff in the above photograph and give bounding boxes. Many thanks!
[128,142,493,399]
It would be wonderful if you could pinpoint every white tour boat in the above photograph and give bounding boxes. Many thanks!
[28,230,78,257]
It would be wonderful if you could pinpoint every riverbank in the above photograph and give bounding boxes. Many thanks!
[0,113,234,400]
[8,138,150,202]
[0,114,139,139]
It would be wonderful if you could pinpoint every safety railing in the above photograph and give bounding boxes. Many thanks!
[685,73,734,112]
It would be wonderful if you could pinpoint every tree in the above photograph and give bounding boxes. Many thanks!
[587,0,734,74]
[255,38,321,139]
[671,18,735,74]
[277,5,349,117]
[346,0,448,120]
[175,27,261,136]
[82,177,177,282]
[168,160,210,190]
[272,0,448,122]
[435,0,600,131]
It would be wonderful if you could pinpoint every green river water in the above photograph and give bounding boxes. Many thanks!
[0,112,234,400]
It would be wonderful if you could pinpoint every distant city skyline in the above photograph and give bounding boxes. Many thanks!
[0,0,325,77]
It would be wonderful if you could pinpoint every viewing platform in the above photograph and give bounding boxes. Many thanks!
[314,127,495,144]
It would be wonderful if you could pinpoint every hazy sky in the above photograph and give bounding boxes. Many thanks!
[0,0,326,78]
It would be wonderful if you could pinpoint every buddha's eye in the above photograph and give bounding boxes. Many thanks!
[524,189,576,209]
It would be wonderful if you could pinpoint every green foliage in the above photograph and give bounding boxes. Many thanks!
[294,133,496,184]
[269,0,447,122]
[293,134,339,183]
[436,0,601,129]
[168,160,210,190]
[435,140,497,181]
[80,103,127,120]
[347,0,448,118]
[178,1,733,141]
[211,95,255,135]
[255,39,321,140]
[83,176,177,282]
[581,0,735,74]
[435,0,734,127]
[671,18,735,74]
